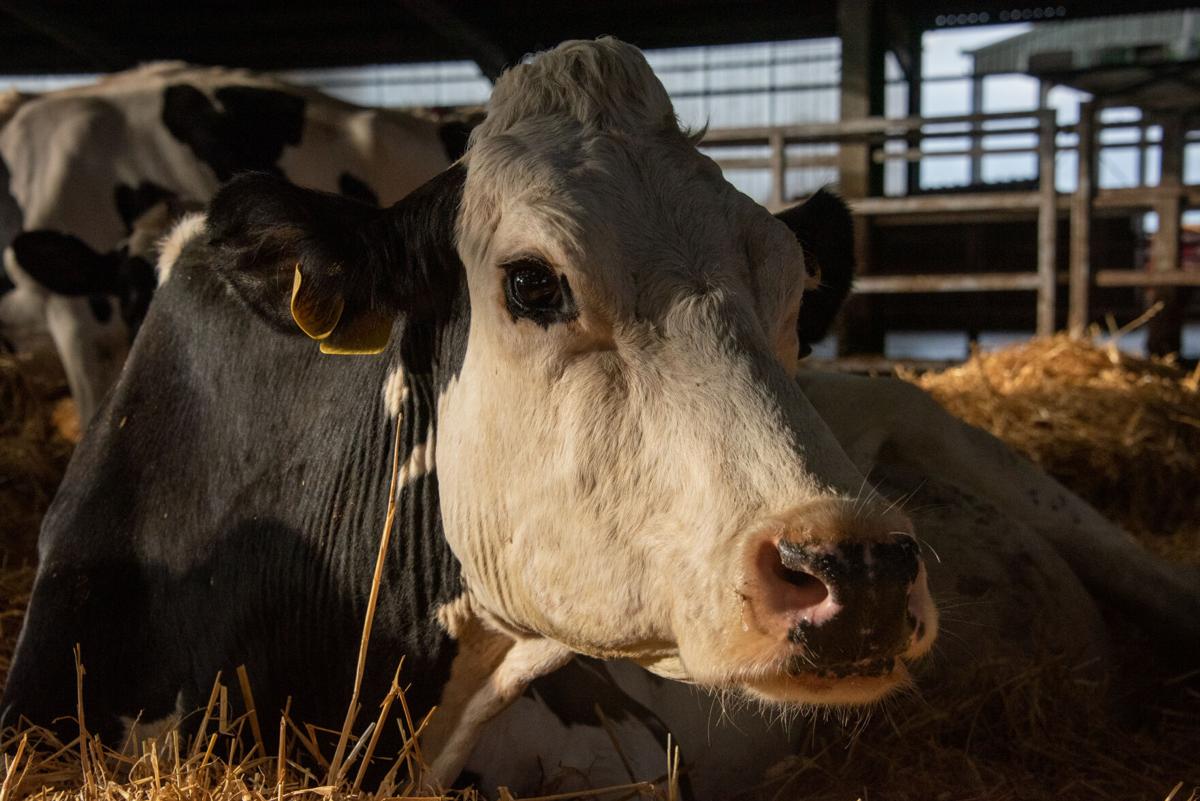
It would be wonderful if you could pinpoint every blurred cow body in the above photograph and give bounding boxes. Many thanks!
[0,62,466,423]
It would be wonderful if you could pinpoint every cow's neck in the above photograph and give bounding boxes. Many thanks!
[165,265,472,734]
[397,314,573,789]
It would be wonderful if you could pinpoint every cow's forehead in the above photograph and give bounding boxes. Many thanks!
[458,37,805,318]
[461,129,805,323]
[468,127,732,244]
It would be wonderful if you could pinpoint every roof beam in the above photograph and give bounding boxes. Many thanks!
[0,0,127,70]
[395,0,512,82]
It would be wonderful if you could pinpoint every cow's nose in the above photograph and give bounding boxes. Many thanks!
[746,531,927,668]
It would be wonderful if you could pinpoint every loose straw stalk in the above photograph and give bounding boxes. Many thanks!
[326,415,405,784]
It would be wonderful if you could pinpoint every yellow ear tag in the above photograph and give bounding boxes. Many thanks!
[290,263,344,340]
[319,307,394,355]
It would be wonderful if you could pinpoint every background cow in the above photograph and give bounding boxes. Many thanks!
[0,62,470,423]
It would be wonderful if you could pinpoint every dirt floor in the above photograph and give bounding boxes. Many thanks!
[0,340,1197,801]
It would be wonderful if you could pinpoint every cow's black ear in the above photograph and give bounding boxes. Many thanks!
[207,166,464,355]
[11,231,119,296]
[774,188,855,347]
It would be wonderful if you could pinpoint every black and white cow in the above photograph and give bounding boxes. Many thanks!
[0,62,470,423]
[3,38,1196,799]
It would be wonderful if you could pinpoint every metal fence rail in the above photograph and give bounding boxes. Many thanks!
[701,106,1199,338]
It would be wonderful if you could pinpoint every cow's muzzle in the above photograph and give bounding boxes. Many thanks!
[739,501,936,689]
[775,536,920,668]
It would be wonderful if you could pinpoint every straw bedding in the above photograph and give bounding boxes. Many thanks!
[0,351,73,564]
[900,334,1200,566]
[0,339,1197,800]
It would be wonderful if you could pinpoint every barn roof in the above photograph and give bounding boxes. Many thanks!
[0,1,1197,79]
[970,9,1200,107]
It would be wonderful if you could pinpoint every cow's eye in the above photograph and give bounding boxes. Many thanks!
[502,259,576,326]
[510,263,560,307]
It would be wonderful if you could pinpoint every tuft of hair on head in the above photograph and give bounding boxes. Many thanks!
[473,37,680,142]
[155,212,208,285]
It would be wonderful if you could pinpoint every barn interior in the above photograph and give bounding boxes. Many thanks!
[0,2,1198,800]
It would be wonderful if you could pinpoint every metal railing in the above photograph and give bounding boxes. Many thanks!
[700,107,1200,338]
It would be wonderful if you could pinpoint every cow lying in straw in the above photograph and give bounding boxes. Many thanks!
[2,37,1196,799]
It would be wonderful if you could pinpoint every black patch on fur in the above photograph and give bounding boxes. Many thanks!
[161,84,306,182]
[0,152,23,253]
[118,256,158,336]
[437,119,475,161]
[114,182,175,232]
[338,172,379,207]
[525,658,697,800]
[528,658,655,727]
[12,230,117,296]
[774,187,855,347]
[88,295,113,323]
[12,230,158,336]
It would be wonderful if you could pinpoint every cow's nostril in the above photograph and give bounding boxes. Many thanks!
[761,539,834,615]
[775,561,830,609]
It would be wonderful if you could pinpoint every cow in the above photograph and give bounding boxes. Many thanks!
[0,62,471,424]
[2,38,1196,800]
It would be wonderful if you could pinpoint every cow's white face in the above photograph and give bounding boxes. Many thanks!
[435,38,936,706]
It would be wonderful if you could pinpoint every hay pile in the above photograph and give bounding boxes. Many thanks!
[0,351,73,563]
[0,668,670,801]
[901,334,1200,565]
[0,705,491,801]
[0,351,69,692]
[766,653,1200,801]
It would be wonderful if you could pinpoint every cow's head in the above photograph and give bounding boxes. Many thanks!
[208,38,936,707]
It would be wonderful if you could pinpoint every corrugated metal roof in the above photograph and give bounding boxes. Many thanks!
[971,10,1200,75]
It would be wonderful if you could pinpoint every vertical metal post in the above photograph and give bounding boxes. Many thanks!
[835,0,887,355]
[1154,113,1183,275]
[905,31,923,195]
[1068,101,1095,337]
[837,0,885,199]
[1036,108,1058,336]
[769,131,786,210]
[1147,111,1185,355]
[1133,121,1145,187]
[969,73,985,185]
